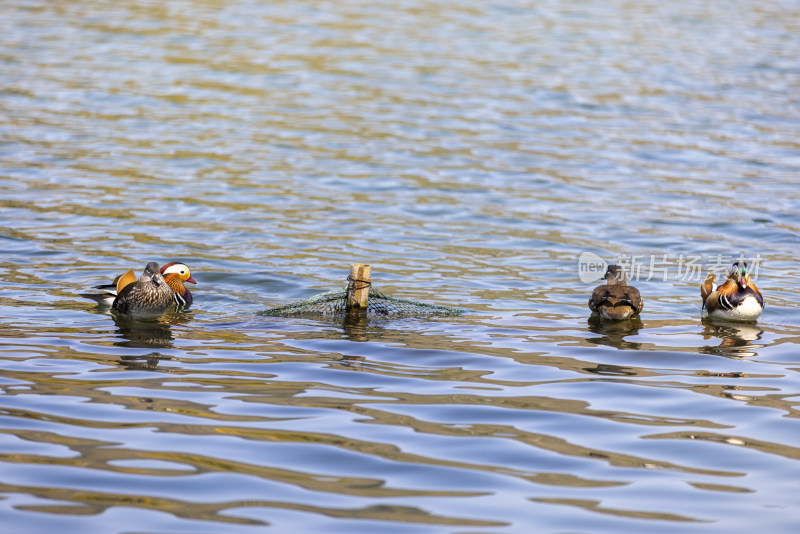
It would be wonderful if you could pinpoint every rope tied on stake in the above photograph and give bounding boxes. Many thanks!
[346,274,372,291]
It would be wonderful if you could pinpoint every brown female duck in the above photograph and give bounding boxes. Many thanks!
[589,265,643,320]
[112,262,175,316]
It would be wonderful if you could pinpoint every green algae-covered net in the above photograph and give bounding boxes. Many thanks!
[260,286,465,317]
[260,264,465,318]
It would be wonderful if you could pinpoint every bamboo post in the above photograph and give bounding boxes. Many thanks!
[346,264,371,314]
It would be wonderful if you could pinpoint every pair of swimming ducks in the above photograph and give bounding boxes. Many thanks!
[90,260,764,322]
[589,261,764,322]
[86,261,197,316]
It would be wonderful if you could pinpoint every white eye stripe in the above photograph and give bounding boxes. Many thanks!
[163,264,190,276]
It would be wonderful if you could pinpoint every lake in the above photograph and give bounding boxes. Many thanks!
[1,0,799,532]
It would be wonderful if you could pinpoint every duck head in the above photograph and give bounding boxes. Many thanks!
[605,265,628,286]
[731,261,749,289]
[162,262,198,285]
[143,261,164,286]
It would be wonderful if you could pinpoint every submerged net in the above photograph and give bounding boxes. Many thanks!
[260,286,465,318]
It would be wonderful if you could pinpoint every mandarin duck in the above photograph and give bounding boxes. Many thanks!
[588,265,643,320]
[112,261,176,316]
[701,261,763,321]
[84,262,197,308]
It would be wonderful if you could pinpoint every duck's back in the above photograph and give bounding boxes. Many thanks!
[589,283,643,320]
[112,279,174,315]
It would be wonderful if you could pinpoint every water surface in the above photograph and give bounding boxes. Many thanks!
[2,0,800,532]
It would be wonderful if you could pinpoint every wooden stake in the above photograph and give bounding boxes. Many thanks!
[346,264,371,314]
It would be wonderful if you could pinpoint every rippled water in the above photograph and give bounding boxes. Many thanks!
[2,0,800,532]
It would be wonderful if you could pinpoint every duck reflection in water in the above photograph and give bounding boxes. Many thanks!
[587,315,643,351]
[113,311,194,370]
[119,351,173,371]
[112,308,194,348]
[112,314,176,350]
[113,314,175,348]
[701,319,764,358]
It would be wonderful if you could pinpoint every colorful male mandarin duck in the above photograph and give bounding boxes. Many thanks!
[589,265,643,320]
[112,262,176,316]
[84,262,197,308]
[701,261,763,322]
[160,262,197,307]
